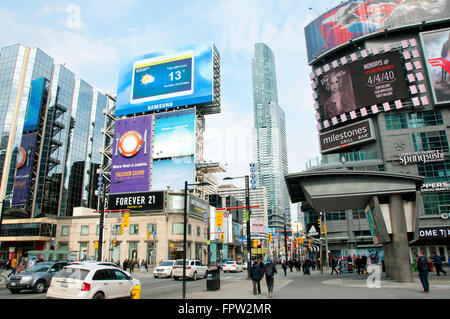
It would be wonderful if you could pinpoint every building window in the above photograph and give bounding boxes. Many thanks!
[129,242,138,260]
[412,131,449,152]
[354,230,371,237]
[422,192,450,216]
[197,226,201,237]
[147,224,157,233]
[326,211,346,221]
[130,224,139,235]
[418,160,450,182]
[61,226,69,236]
[188,224,191,235]
[173,223,184,235]
[408,110,443,128]
[352,209,366,219]
[385,113,407,130]
[79,242,88,260]
[81,226,89,236]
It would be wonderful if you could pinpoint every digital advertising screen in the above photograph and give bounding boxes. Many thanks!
[23,77,46,133]
[151,157,195,191]
[110,115,153,194]
[116,43,214,116]
[305,0,449,63]
[317,50,408,120]
[420,27,450,105]
[12,133,37,206]
[153,109,196,159]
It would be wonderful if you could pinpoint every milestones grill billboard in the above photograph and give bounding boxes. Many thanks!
[318,50,409,120]
[319,119,375,153]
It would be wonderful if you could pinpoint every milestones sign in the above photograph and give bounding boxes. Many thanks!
[108,191,164,212]
[319,119,375,153]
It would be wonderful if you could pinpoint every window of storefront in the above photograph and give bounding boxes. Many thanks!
[147,242,155,264]
[129,242,138,260]
[79,242,88,260]
[195,244,202,260]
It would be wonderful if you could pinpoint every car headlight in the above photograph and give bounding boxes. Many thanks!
[20,276,33,282]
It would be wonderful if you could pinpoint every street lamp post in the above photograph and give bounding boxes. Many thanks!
[223,175,251,279]
[182,181,210,299]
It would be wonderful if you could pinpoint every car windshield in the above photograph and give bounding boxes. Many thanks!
[26,264,52,272]
[54,267,90,280]
[226,261,235,264]
[159,261,174,266]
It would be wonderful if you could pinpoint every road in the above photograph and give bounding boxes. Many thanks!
[0,269,248,299]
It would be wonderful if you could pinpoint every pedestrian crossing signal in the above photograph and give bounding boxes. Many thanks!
[147,230,150,240]
[323,225,327,236]
[120,225,124,234]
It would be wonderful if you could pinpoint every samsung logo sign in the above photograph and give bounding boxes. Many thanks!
[399,150,444,165]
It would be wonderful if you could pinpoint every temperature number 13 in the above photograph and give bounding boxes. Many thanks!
[169,71,182,81]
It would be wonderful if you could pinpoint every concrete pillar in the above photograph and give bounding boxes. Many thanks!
[388,195,413,282]
[383,242,396,280]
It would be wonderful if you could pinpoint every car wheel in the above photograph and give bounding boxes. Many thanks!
[34,280,46,293]
[93,292,105,299]
[154,275,158,278]
[9,289,21,294]
[192,272,197,281]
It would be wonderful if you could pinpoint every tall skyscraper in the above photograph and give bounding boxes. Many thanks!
[252,43,290,232]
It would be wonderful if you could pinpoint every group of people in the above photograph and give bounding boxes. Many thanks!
[281,258,316,276]
[416,251,448,293]
[119,259,149,273]
[249,258,277,298]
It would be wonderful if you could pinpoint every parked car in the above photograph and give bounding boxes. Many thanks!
[223,261,244,273]
[46,264,140,299]
[70,261,122,270]
[172,259,208,280]
[243,262,248,270]
[153,260,175,278]
[6,261,69,294]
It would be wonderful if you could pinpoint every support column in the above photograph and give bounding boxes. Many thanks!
[388,195,413,282]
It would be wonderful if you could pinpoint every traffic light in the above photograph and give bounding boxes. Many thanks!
[147,230,151,240]
[323,225,327,236]
[268,233,273,242]
[296,237,300,245]
[123,212,129,227]
[308,238,312,244]
[220,234,225,242]
[300,237,304,244]
[318,218,321,231]
[95,241,99,249]
[112,240,118,247]
[253,239,258,248]
[120,225,124,234]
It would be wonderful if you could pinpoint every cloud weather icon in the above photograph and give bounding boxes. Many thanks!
[140,73,155,85]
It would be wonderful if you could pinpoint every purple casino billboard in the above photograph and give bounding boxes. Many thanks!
[110,115,153,194]
[305,0,449,64]
[12,133,37,206]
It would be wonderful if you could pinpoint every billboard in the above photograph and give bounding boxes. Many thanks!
[420,27,450,105]
[317,50,408,120]
[154,109,195,159]
[108,191,164,211]
[320,119,375,153]
[151,156,195,191]
[305,0,449,63]
[12,133,38,206]
[23,77,46,133]
[110,115,152,194]
[116,43,214,116]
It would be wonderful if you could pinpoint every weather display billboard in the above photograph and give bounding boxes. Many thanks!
[317,50,408,120]
[116,43,214,116]
[110,115,152,194]
[420,27,450,105]
[12,133,37,206]
[305,0,449,64]
[151,157,195,191]
[23,77,46,133]
[154,109,195,159]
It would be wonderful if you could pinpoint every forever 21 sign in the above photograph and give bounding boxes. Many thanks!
[108,191,164,211]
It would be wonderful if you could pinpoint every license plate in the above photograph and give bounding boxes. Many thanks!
[11,282,16,286]
[61,282,68,288]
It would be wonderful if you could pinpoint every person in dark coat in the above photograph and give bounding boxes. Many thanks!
[263,258,277,298]
[123,259,128,271]
[294,259,301,272]
[417,251,430,293]
[330,257,339,275]
[304,259,311,275]
[432,252,447,276]
[355,256,361,275]
[281,260,287,276]
[288,259,294,272]
[250,260,264,295]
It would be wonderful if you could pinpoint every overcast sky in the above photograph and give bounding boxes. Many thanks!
[0,0,342,215]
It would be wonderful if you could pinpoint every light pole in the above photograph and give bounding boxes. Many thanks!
[223,175,251,279]
[183,181,210,299]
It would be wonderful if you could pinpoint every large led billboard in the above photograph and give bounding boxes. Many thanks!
[116,43,214,116]
[420,27,450,105]
[305,0,449,64]
[23,77,46,133]
[317,50,408,120]
[12,133,37,206]
[151,157,195,191]
[110,115,152,194]
[153,109,195,159]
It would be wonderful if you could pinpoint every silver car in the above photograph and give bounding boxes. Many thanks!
[7,261,69,294]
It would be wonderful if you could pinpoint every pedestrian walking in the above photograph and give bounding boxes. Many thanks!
[355,255,361,275]
[311,258,316,271]
[281,260,287,276]
[295,259,301,272]
[330,257,339,275]
[129,259,134,273]
[250,260,263,295]
[263,258,277,298]
[8,257,17,277]
[361,254,368,274]
[431,252,447,276]
[417,251,430,293]
[288,259,293,272]
[144,259,148,272]
[123,259,128,271]
[337,257,343,274]
[304,259,311,275]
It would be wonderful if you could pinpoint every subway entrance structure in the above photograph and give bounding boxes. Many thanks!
[285,169,424,283]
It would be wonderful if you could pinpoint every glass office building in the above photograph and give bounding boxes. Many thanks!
[251,43,291,232]
[0,44,110,259]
